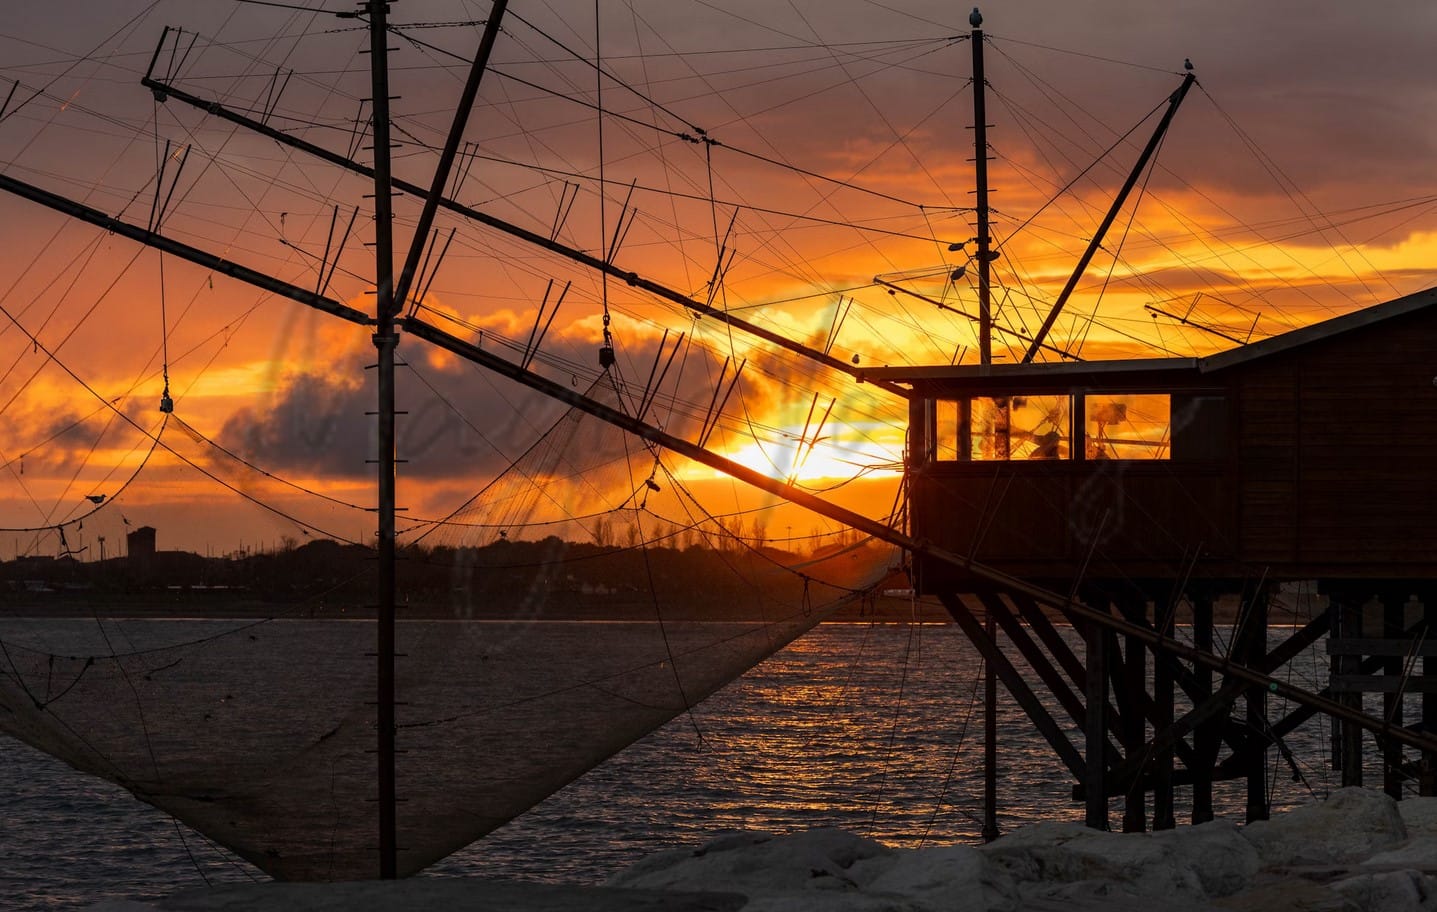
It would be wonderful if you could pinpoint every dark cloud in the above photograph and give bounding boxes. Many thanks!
[214,355,572,482]
[211,330,762,484]
[217,370,371,478]
[12,401,158,477]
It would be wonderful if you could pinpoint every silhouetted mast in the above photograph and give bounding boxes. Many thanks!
[968,7,1001,844]
[366,0,399,879]
[970,7,993,367]
[1022,66,1197,362]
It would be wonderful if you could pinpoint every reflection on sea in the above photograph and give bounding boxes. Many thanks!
[436,621,1341,880]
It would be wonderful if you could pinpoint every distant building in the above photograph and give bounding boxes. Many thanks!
[127,525,156,567]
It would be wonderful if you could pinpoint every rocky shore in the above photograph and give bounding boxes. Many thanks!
[605,787,1437,911]
[89,788,1437,911]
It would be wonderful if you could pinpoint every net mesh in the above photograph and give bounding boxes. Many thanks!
[0,377,895,879]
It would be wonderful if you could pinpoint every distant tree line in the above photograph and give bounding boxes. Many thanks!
[0,532,854,620]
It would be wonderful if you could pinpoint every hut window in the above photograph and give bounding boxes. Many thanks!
[1084,394,1171,460]
[967,395,1071,461]
[935,399,960,461]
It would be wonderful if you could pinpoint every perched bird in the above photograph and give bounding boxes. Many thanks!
[970,7,982,27]
[1185,58,1194,71]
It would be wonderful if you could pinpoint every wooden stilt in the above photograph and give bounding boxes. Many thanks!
[1119,598,1147,833]
[1245,589,1270,823]
[1085,616,1109,830]
[1329,596,1342,775]
[1339,599,1365,788]
[1191,592,1215,824]
[983,609,1000,842]
[1383,593,1404,800]
[1425,595,1437,797]
[1153,598,1176,830]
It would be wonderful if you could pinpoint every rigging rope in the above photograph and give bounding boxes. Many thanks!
[157,250,173,414]
[595,1,616,372]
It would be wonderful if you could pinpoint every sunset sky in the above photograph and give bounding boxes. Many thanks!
[3,0,1437,558]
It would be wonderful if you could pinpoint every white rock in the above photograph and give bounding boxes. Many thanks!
[849,844,1018,912]
[1330,869,1433,912]
[739,893,925,912]
[1023,878,1223,910]
[611,831,1020,911]
[977,821,1208,900]
[1366,835,1437,867]
[1240,788,1406,865]
[607,828,890,896]
[1148,820,1262,898]
[1215,878,1360,912]
[1399,798,1437,840]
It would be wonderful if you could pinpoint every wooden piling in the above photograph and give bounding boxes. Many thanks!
[1425,596,1437,797]
[1191,592,1215,824]
[1085,617,1109,830]
[1245,589,1270,823]
[1119,598,1147,833]
[1339,599,1365,788]
[1153,597,1176,830]
[1382,593,1405,800]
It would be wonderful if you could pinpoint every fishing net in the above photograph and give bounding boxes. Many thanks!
[0,375,896,880]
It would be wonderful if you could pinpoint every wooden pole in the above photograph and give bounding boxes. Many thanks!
[1425,595,1437,796]
[969,8,991,366]
[1191,593,1215,823]
[1023,71,1196,362]
[391,1,508,313]
[1084,616,1109,830]
[983,608,1000,841]
[367,0,399,879]
[1120,599,1147,833]
[1383,593,1404,800]
[1340,599,1365,787]
[1153,598,1176,830]
[1329,596,1343,775]
[1245,591,1270,823]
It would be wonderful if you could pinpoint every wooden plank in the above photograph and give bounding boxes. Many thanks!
[1327,638,1437,657]
[1331,675,1437,694]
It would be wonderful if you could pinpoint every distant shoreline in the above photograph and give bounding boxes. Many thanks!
[2,593,1312,626]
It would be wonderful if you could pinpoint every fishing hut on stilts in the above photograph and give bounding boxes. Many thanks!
[860,9,1437,834]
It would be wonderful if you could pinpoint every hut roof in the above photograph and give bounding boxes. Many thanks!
[857,285,1437,392]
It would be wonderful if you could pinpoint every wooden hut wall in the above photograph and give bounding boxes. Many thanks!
[1231,307,1437,579]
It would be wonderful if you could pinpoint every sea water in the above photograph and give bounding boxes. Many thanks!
[1,622,1342,911]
